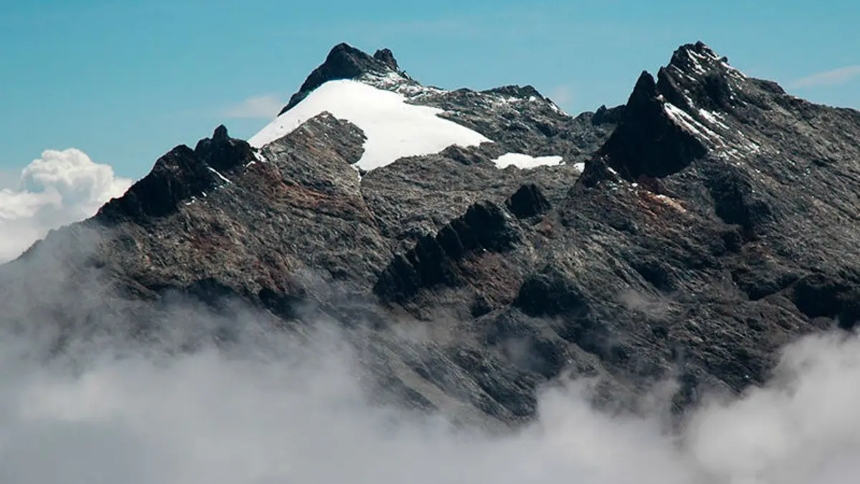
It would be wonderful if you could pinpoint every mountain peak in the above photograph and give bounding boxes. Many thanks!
[595,67,707,181]
[373,48,399,70]
[278,43,403,115]
[627,71,659,108]
[588,42,746,182]
[194,124,253,174]
[212,124,229,142]
[655,41,755,115]
[666,41,730,77]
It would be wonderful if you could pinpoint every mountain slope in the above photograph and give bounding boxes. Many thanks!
[2,41,860,426]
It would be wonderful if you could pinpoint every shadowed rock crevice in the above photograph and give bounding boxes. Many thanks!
[705,170,774,236]
[791,274,860,329]
[513,267,590,318]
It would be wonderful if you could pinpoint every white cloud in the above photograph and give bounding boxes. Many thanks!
[684,332,860,483]
[223,94,285,119]
[790,65,860,89]
[0,148,131,263]
[0,293,858,484]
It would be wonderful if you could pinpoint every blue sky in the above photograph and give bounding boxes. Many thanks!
[1,0,859,181]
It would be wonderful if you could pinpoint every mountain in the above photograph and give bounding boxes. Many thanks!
[3,41,860,427]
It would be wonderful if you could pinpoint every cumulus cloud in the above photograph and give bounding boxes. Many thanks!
[0,148,131,262]
[223,94,285,119]
[790,65,860,89]
[0,283,858,484]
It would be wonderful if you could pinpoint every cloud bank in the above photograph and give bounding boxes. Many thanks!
[0,148,131,262]
[0,289,858,484]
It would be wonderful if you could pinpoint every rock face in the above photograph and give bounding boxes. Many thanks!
[3,41,860,427]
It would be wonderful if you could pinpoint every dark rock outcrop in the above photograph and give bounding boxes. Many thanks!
[373,48,399,70]
[513,267,589,318]
[279,43,403,115]
[97,126,253,225]
[596,71,708,180]
[375,201,521,303]
[194,125,254,174]
[96,145,217,224]
[505,184,551,219]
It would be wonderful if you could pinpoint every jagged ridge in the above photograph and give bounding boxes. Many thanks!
[97,126,254,224]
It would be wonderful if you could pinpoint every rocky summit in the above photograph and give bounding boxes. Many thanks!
[3,41,860,427]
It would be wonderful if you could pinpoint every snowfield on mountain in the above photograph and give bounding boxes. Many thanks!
[249,79,491,172]
[492,152,565,170]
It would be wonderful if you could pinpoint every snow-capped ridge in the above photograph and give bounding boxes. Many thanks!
[250,80,491,172]
[249,43,583,178]
[359,71,444,99]
[667,41,747,80]
[479,84,566,113]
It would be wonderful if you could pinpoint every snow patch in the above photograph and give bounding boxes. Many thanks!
[679,47,747,81]
[686,50,709,75]
[245,150,267,167]
[361,72,445,99]
[721,61,748,79]
[698,109,731,130]
[207,167,232,185]
[664,103,722,143]
[494,96,521,106]
[249,80,491,172]
[715,130,764,163]
[492,153,563,170]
